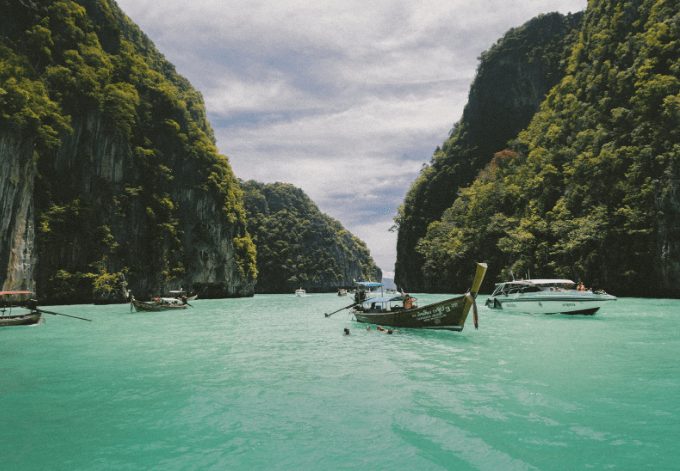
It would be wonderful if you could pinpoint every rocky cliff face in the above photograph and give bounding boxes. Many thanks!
[410,0,680,297]
[0,0,256,302]
[0,133,36,292]
[394,12,582,291]
[242,181,381,293]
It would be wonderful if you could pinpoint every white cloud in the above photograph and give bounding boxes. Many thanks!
[116,0,588,273]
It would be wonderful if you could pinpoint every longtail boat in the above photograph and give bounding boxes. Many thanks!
[130,297,189,312]
[0,291,41,327]
[352,263,488,331]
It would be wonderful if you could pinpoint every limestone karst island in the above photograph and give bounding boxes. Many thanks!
[1,1,679,469]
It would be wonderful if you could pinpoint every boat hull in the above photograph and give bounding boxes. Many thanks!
[354,294,471,331]
[0,311,41,326]
[131,300,188,312]
[486,295,616,315]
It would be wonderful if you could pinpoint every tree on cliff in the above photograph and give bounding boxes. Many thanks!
[416,0,680,297]
[241,180,381,293]
[394,12,582,291]
[0,0,257,302]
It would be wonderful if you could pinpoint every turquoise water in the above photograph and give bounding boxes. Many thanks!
[1,294,679,470]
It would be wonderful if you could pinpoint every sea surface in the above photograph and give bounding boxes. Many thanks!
[1,294,678,470]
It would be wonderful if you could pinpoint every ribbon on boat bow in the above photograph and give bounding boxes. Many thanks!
[464,291,479,329]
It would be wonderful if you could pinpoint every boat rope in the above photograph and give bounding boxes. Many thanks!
[465,291,479,329]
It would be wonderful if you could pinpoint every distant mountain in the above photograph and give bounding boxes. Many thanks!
[241,180,381,293]
[408,0,680,297]
[381,277,397,290]
[0,0,256,303]
[394,12,582,292]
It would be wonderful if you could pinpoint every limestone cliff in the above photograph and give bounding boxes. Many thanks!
[412,0,680,297]
[0,0,256,302]
[0,133,36,292]
[242,181,381,293]
[394,12,582,291]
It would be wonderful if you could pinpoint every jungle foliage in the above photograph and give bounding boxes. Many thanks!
[414,0,680,296]
[241,181,381,293]
[0,0,256,301]
[394,12,583,291]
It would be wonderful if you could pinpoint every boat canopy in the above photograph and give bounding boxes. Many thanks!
[495,279,574,286]
[355,281,383,288]
[527,279,574,285]
[362,295,404,304]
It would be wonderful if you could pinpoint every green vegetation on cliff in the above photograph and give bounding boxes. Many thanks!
[394,12,582,291]
[415,0,679,296]
[0,0,256,301]
[242,181,381,293]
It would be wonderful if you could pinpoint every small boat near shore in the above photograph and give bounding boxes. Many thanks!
[485,279,616,315]
[295,288,306,297]
[0,308,42,326]
[1,291,91,325]
[130,296,188,312]
[352,263,488,331]
[167,289,198,302]
[0,291,42,327]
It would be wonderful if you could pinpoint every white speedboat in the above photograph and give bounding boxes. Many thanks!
[485,279,616,315]
[295,288,306,297]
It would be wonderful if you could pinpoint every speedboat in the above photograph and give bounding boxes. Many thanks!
[295,288,306,297]
[485,279,616,315]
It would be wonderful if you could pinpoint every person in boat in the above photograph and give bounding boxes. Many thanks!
[403,294,414,310]
[577,281,586,291]
[26,298,38,311]
[180,295,188,305]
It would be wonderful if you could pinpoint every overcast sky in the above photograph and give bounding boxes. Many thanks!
[116,0,586,278]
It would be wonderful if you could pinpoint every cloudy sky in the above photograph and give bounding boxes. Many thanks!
[116,0,586,277]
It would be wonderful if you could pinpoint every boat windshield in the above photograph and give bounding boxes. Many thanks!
[534,282,576,290]
[492,283,542,295]
[492,279,577,296]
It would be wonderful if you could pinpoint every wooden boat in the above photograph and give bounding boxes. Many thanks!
[130,297,188,312]
[0,311,41,327]
[1,291,91,324]
[167,289,198,302]
[352,263,488,331]
[0,290,41,327]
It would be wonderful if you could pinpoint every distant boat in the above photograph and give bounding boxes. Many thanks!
[0,290,41,327]
[295,288,306,297]
[130,296,188,312]
[485,279,616,315]
[337,288,347,296]
[353,263,488,331]
[1,291,90,324]
[167,289,198,302]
